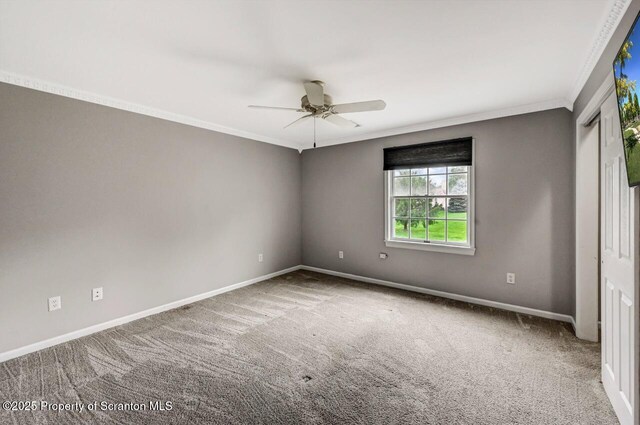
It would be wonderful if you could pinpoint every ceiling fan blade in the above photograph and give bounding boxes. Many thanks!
[303,81,325,106]
[331,100,386,114]
[249,105,305,112]
[322,113,360,128]
[284,114,313,129]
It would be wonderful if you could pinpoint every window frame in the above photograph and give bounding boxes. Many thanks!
[383,144,476,256]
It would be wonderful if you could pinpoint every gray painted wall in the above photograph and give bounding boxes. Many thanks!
[302,108,574,315]
[0,83,301,353]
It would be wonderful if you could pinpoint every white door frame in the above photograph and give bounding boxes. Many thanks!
[575,72,615,341]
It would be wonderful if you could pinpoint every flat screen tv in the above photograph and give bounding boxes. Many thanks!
[614,11,640,187]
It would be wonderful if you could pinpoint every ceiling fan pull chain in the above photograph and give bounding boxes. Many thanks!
[313,116,317,148]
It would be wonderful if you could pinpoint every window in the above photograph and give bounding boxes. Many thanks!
[383,138,475,255]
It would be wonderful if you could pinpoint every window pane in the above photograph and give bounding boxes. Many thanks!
[429,197,446,218]
[411,176,427,196]
[394,219,409,238]
[394,198,409,217]
[410,219,426,240]
[393,177,410,196]
[389,165,472,248]
[447,220,468,243]
[410,198,426,217]
[428,175,446,195]
[428,219,445,241]
[448,173,468,195]
[447,197,467,219]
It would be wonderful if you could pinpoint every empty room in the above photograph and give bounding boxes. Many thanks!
[1,0,639,424]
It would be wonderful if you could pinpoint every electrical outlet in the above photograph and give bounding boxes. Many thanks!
[48,296,61,311]
[506,273,516,284]
[92,287,103,301]
[338,251,344,259]
[258,253,263,263]
[379,252,388,259]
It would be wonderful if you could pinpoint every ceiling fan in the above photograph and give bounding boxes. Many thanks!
[249,80,386,129]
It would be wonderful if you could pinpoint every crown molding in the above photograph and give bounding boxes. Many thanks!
[568,0,631,103]
[0,70,300,150]
[304,97,573,150]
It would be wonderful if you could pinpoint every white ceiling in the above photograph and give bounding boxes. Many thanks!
[0,0,625,150]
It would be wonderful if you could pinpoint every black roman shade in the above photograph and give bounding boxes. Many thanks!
[383,137,473,170]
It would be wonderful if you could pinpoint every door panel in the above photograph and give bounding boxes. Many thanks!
[621,157,631,259]
[600,92,638,425]
[621,293,632,409]
[605,161,614,251]
[605,279,615,377]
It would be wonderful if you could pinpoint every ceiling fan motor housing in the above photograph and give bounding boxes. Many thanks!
[301,94,333,114]
[248,80,384,130]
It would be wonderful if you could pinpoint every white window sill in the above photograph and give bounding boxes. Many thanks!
[384,240,476,256]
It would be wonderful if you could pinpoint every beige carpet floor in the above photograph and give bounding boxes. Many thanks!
[0,270,618,424]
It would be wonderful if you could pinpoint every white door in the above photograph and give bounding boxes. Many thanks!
[601,92,639,425]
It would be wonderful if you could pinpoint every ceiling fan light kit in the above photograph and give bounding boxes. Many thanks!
[248,80,387,141]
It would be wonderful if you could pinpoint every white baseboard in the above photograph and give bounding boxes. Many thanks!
[300,265,574,324]
[0,265,301,363]
[1,264,577,363]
